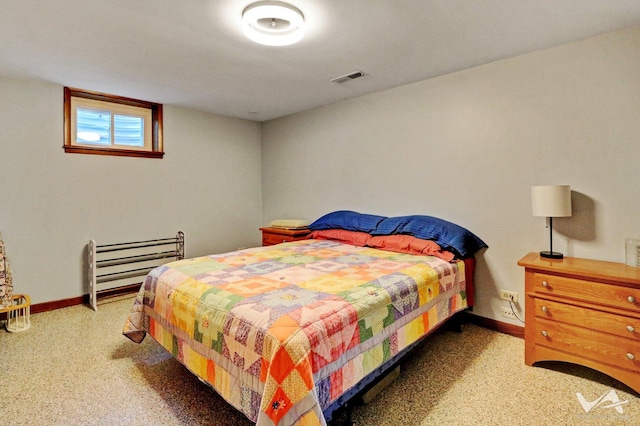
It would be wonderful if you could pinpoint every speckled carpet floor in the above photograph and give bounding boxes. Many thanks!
[1,296,638,425]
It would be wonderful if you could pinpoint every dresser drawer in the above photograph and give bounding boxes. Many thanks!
[263,233,295,245]
[533,298,640,340]
[534,317,640,372]
[532,272,640,312]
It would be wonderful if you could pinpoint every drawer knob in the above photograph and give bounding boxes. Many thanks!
[627,353,635,361]
[628,296,636,304]
[541,281,549,288]
[541,330,548,337]
[541,306,548,313]
[627,325,635,333]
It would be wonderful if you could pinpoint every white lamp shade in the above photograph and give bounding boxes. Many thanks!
[531,185,572,217]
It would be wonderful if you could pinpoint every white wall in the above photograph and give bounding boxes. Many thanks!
[0,77,262,304]
[261,26,640,324]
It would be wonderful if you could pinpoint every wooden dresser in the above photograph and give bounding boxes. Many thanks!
[259,227,311,246]
[518,252,640,392]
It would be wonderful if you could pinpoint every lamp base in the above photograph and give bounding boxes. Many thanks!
[540,250,564,259]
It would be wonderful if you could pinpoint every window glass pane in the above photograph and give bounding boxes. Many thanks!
[76,107,110,145]
[114,114,144,147]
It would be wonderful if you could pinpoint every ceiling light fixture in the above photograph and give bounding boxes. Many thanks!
[242,1,305,46]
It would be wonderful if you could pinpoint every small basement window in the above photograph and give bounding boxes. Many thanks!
[64,87,163,158]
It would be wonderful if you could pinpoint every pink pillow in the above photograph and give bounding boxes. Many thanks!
[367,235,455,261]
[308,229,371,247]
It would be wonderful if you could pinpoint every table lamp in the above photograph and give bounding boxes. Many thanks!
[532,185,572,259]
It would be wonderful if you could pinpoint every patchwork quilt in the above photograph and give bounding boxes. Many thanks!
[124,239,468,426]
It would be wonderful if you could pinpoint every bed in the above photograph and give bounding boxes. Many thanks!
[123,212,487,425]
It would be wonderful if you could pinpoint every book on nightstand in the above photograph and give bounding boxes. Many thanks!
[269,219,310,230]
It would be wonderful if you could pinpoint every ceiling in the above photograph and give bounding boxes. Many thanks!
[1,1,640,122]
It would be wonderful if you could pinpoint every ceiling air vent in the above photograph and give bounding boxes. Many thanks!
[330,71,366,84]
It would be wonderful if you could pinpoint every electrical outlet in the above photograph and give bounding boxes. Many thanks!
[499,289,519,303]
[626,238,640,267]
[501,307,517,319]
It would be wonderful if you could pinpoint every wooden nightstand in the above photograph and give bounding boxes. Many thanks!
[259,227,311,246]
[518,252,640,392]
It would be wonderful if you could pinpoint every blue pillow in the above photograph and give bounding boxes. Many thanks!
[372,215,487,257]
[309,210,387,233]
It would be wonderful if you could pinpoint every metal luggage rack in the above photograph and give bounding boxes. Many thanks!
[88,231,184,310]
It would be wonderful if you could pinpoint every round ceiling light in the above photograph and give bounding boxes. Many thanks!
[242,1,305,46]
